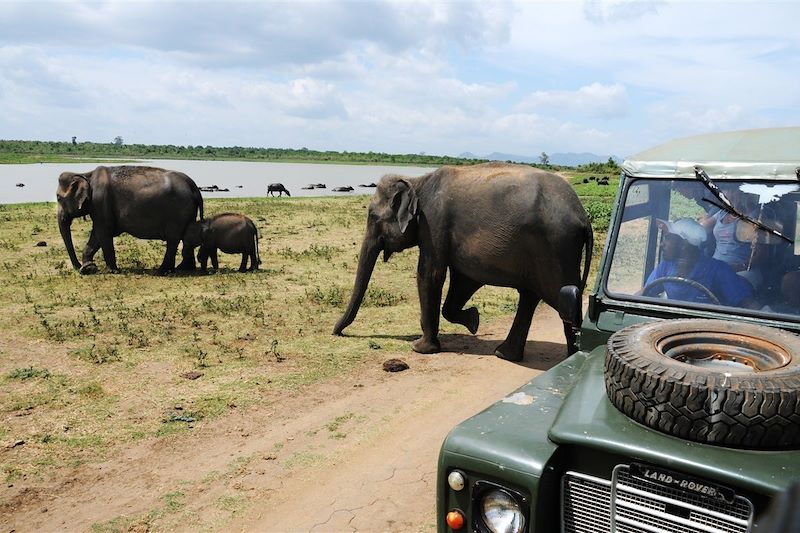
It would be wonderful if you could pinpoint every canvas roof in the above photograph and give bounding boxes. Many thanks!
[622,127,800,179]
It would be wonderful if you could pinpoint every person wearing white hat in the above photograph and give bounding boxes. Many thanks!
[641,218,755,307]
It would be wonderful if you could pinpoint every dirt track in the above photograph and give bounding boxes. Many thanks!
[4,305,566,532]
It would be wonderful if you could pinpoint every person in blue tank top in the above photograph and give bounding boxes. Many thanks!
[643,218,755,308]
[700,184,765,272]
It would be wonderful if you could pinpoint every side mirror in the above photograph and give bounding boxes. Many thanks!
[558,285,582,327]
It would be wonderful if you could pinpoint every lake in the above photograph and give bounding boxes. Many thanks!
[0,160,437,204]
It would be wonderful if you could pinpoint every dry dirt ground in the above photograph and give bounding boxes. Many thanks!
[3,305,567,532]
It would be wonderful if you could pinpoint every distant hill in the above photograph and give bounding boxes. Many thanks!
[459,151,621,167]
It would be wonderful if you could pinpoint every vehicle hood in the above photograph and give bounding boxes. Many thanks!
[440,352,590,479]
[548,345,800,495]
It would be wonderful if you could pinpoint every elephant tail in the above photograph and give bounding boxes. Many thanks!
[580,224,594,291]
[195,188,205,220]
[254,227,262,265]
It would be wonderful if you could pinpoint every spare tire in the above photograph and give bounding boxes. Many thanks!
[605,319,800,449]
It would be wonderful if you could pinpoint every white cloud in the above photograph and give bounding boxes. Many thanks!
[278,78,347,120]
[645,103,750,139]
[518,83,629,120]
[583,0,663,24]
[0,1,798,158]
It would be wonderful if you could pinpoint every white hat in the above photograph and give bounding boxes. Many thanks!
[658,218,707,247]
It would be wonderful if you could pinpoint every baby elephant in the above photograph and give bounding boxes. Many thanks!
[183,213,260,272]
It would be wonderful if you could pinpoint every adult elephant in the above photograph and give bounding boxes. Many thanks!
[332,163,593,362]
[56,165,204,275]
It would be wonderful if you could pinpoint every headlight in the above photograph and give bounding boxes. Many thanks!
[480,489,524,533]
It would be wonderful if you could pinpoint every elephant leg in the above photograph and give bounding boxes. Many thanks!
[211,249,219,270]
[197,248,208,272]
[248,249,258,271]
[495,290,539,362]
[157,239,179,275]
[411,257,445,354]
[81,229,101,263]
[78,229,102,274]
[177,243,196,271]
[442,269,482,334]
[100,236,119,272]
[239,253,247,272]
[89,227,118,272]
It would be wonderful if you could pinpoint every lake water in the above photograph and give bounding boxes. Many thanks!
[0,159,437,204]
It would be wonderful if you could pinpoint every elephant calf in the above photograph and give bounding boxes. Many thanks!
[183,213,260,272]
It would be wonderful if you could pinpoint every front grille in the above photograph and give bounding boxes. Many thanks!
[563,472,611,533]
[562,465,753,533]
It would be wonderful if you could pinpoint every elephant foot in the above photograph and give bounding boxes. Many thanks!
[444,307,480,334]
[411,337,441,354]
[79,262,99,275]
[494,341,524,362]
[463,307,479,335]
[176,261,196,271]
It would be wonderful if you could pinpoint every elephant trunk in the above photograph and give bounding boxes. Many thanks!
[58,213,81,270]
[333,235,381,335]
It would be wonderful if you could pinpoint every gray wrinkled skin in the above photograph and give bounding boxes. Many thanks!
[56,165,203,275]
[333,163,593,362]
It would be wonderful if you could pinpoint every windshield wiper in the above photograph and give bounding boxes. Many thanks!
[694,166,793,244]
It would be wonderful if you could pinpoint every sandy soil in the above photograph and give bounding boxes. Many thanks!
[3,305,567,532]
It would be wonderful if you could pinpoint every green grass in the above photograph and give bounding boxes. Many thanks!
[6,366,51,380]
[0,179,610,483]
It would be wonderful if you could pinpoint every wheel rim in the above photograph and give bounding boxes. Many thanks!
[656,332,791,373]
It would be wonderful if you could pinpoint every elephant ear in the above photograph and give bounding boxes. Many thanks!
[68,176,91,212]
[391,179,418,234]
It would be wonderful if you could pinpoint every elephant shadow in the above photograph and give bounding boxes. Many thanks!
[439,334,567,371]
[344,333,567,371]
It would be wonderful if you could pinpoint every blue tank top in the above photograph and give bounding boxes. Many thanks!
[712,210,751,266]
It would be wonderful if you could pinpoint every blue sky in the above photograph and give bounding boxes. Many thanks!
[1,0,798,159]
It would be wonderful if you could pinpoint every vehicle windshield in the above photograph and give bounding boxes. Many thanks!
[607,177,800,318]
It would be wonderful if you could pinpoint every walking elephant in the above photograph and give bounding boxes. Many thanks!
[267,183,291,197]
[56,166,203,275]
[183,213,260,272]
[332,162,593,362]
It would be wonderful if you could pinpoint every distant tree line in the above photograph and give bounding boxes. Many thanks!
[575,157,620,175]
[0,139,615,172]
[0,139,496,167]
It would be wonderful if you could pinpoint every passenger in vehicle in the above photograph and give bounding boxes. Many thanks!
[699,185,764,272]
[641,218,755,307]
[761,270,800,315]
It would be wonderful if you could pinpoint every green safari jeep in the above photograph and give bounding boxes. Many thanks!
[437,128,800,532]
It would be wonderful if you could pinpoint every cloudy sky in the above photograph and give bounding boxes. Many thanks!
[1,1,797,159]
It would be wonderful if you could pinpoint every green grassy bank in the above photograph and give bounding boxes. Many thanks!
[0,174,615,484]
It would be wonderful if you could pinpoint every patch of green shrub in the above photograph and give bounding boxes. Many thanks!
[584,201,613,232]
[7,366,51,380]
